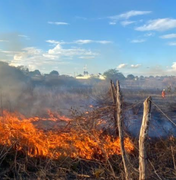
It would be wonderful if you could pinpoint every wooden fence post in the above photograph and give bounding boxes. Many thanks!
[110,80,118,136]
[116,81,130,180]
[139,96,152,180]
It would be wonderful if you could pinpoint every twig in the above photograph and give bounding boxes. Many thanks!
[149,160,162,180]
[171,146,176,170]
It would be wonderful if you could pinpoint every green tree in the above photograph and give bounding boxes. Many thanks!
[49,70,59,76]
[29,70,41,77]
[127,74,135,80]
[103,69,125,81]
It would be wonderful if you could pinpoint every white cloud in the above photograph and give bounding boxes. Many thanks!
[131,64,141,68]
[79,56,95,59]
[144,32,155,37]
[171,62,176,70]
[74,40,93,44]
[74,39,112,44]
[166,62,176,74]
[0,50,19,54]
[160,33,176,39]
[46,40,61,44]
[131,39,146,43]
[46,39,112,45]
[47,44,98,58]
[48,21,69,25]
[168,42,176,46]
[18,35,30,40]
[13,47,42,61]
[170,62,176,71]
[75,16,88,20]
[109,10,151,20]
[121,20,135,26]
[109,22,116,25]
[97,40,112,44]
[0,40,9,42]
[118,64,127,69]
[10,44,98,70]
[136,18,176,31]
[117,63,141,69]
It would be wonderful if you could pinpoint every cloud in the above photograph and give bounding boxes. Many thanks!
[79,56,96,59]
[121,20,135,26]
[48,21,69,25]
[0,50,20,54]
[131,39,146,43]
[75,16,88,20]
[97,40,112,44]
[135,18,176,31]
[9,44,98,71]
[46,40,62,44]
[74,40,93,44]
[131,64,141,68]
[168,42,176,46]
[46,39,112,45]
[160,33,176,39]
[13,47,42,61]
[109,10,151,20]
[144,32,155,37]
[74,40,112,44]
[109,22,116,25]
[117,64,127,69]
[117,63,141,69]
[0,40,9,42]
[171,62,176,70]
[47,44,98,59]
[166,62,176,74]
[18,35,30,40]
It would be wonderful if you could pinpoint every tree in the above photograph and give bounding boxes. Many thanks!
[127,74,135,80]
[17,66,29,75]
[103,69,125,81]
[29,70,41,77]
[49,70,59,76]
[33,70,41,76]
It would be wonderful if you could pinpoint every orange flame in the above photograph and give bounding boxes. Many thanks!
[0,110,134,160]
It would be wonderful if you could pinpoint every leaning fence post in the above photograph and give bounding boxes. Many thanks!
[139,96,152,180]
[116,80,130,180]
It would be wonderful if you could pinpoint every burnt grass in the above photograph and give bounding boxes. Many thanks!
[1,90,176,179]
[0,138,176,180]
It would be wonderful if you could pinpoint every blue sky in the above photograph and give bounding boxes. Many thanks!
[1,0,176,76]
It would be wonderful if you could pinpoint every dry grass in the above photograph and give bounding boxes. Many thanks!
[0,88,176,179]
[1,137,176,180]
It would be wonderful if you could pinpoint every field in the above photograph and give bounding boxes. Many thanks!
[0,81,176,180]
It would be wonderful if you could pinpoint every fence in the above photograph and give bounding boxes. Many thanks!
[110,80,176,180]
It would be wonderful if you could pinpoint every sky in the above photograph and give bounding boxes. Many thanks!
[1,0,176,76]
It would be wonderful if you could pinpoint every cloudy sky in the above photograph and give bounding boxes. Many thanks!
[0,0,176,76]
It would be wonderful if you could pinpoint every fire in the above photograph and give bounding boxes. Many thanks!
[0,110,134,160]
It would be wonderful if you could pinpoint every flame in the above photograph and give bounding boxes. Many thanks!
[0,110,134,160]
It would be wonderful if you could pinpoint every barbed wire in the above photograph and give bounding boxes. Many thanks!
[151,101,176,128]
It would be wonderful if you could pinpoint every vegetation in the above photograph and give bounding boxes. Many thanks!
[1,61,176,179]
[103,68,126,82]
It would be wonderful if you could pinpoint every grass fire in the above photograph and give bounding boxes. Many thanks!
[0,62,176,179]
[0,110,134,160]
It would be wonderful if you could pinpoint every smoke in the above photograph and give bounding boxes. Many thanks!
[0,33,23,51]
[0,61,95,117]
[0,32,25,65]
[0,60,175,138]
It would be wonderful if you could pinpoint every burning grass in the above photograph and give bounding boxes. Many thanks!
[0,110,134,161]
[0,109,136,179]
[1,106,176,179]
